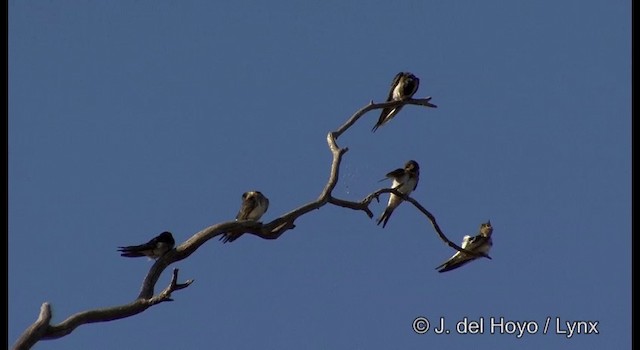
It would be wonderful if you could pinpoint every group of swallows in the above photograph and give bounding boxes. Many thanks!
[118,72,493,273]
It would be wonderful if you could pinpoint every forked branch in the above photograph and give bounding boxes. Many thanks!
[14,97,449,349]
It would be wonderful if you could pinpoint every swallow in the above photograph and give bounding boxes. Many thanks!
[220,191,270,243]
[372,72,421,132]
[118,231,175,259]
[236,191,269,221]
[376,160,420,228]
[435,221,493,273]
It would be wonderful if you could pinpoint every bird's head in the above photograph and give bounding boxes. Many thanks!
[242,191,257,200]
[158,231,175,245]
[480,221,493,237]
[404,160,420,174]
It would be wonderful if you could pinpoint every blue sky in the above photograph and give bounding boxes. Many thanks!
[9,1,631,349]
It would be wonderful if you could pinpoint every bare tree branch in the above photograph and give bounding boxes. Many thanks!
[13,303,52,350]
[327,196,374,218]
[14,96,460,349]
[329,189,490,259]
[368,188,492,260]
[333,97,437,138]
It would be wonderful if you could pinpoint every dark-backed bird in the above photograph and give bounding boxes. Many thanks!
[118,231,175,259]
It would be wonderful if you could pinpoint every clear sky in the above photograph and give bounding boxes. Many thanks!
[9,1,631,349]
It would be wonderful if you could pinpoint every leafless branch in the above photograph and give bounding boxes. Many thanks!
[14,96,461,349]
[333,97,437,138]
[329,189,490,259]
[13,268,193,349]
[13,303,52,350]
[369,189,491,259]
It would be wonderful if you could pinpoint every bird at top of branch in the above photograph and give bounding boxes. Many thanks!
[376,160,420,228]
[372,72,421,132]
[435,221,494,273]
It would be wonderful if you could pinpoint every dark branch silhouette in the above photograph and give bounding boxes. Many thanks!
[13,96,485,350]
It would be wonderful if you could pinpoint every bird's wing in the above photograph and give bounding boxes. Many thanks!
[380,168,405,182]
[464,235,489,251]
[385,72,404,101]
[236,195,257,220]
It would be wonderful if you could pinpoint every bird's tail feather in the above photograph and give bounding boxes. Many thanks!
[118,249,145,258]
[220,232,241,244]
[376,208,392,228]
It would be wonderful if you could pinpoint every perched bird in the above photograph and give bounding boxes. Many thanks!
[435,221,494,273]
[118,231,175,259]
[220,191,270,243]
[377,160,420,228]
[235,191,270,221]
[372,72,420,132]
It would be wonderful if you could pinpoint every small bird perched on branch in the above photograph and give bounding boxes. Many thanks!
[117,231,175,259]
[372,72,421,132]
[235,191,270,221]
[377,160,420,228]
[435,221,493,273]
[220,191,270,243]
